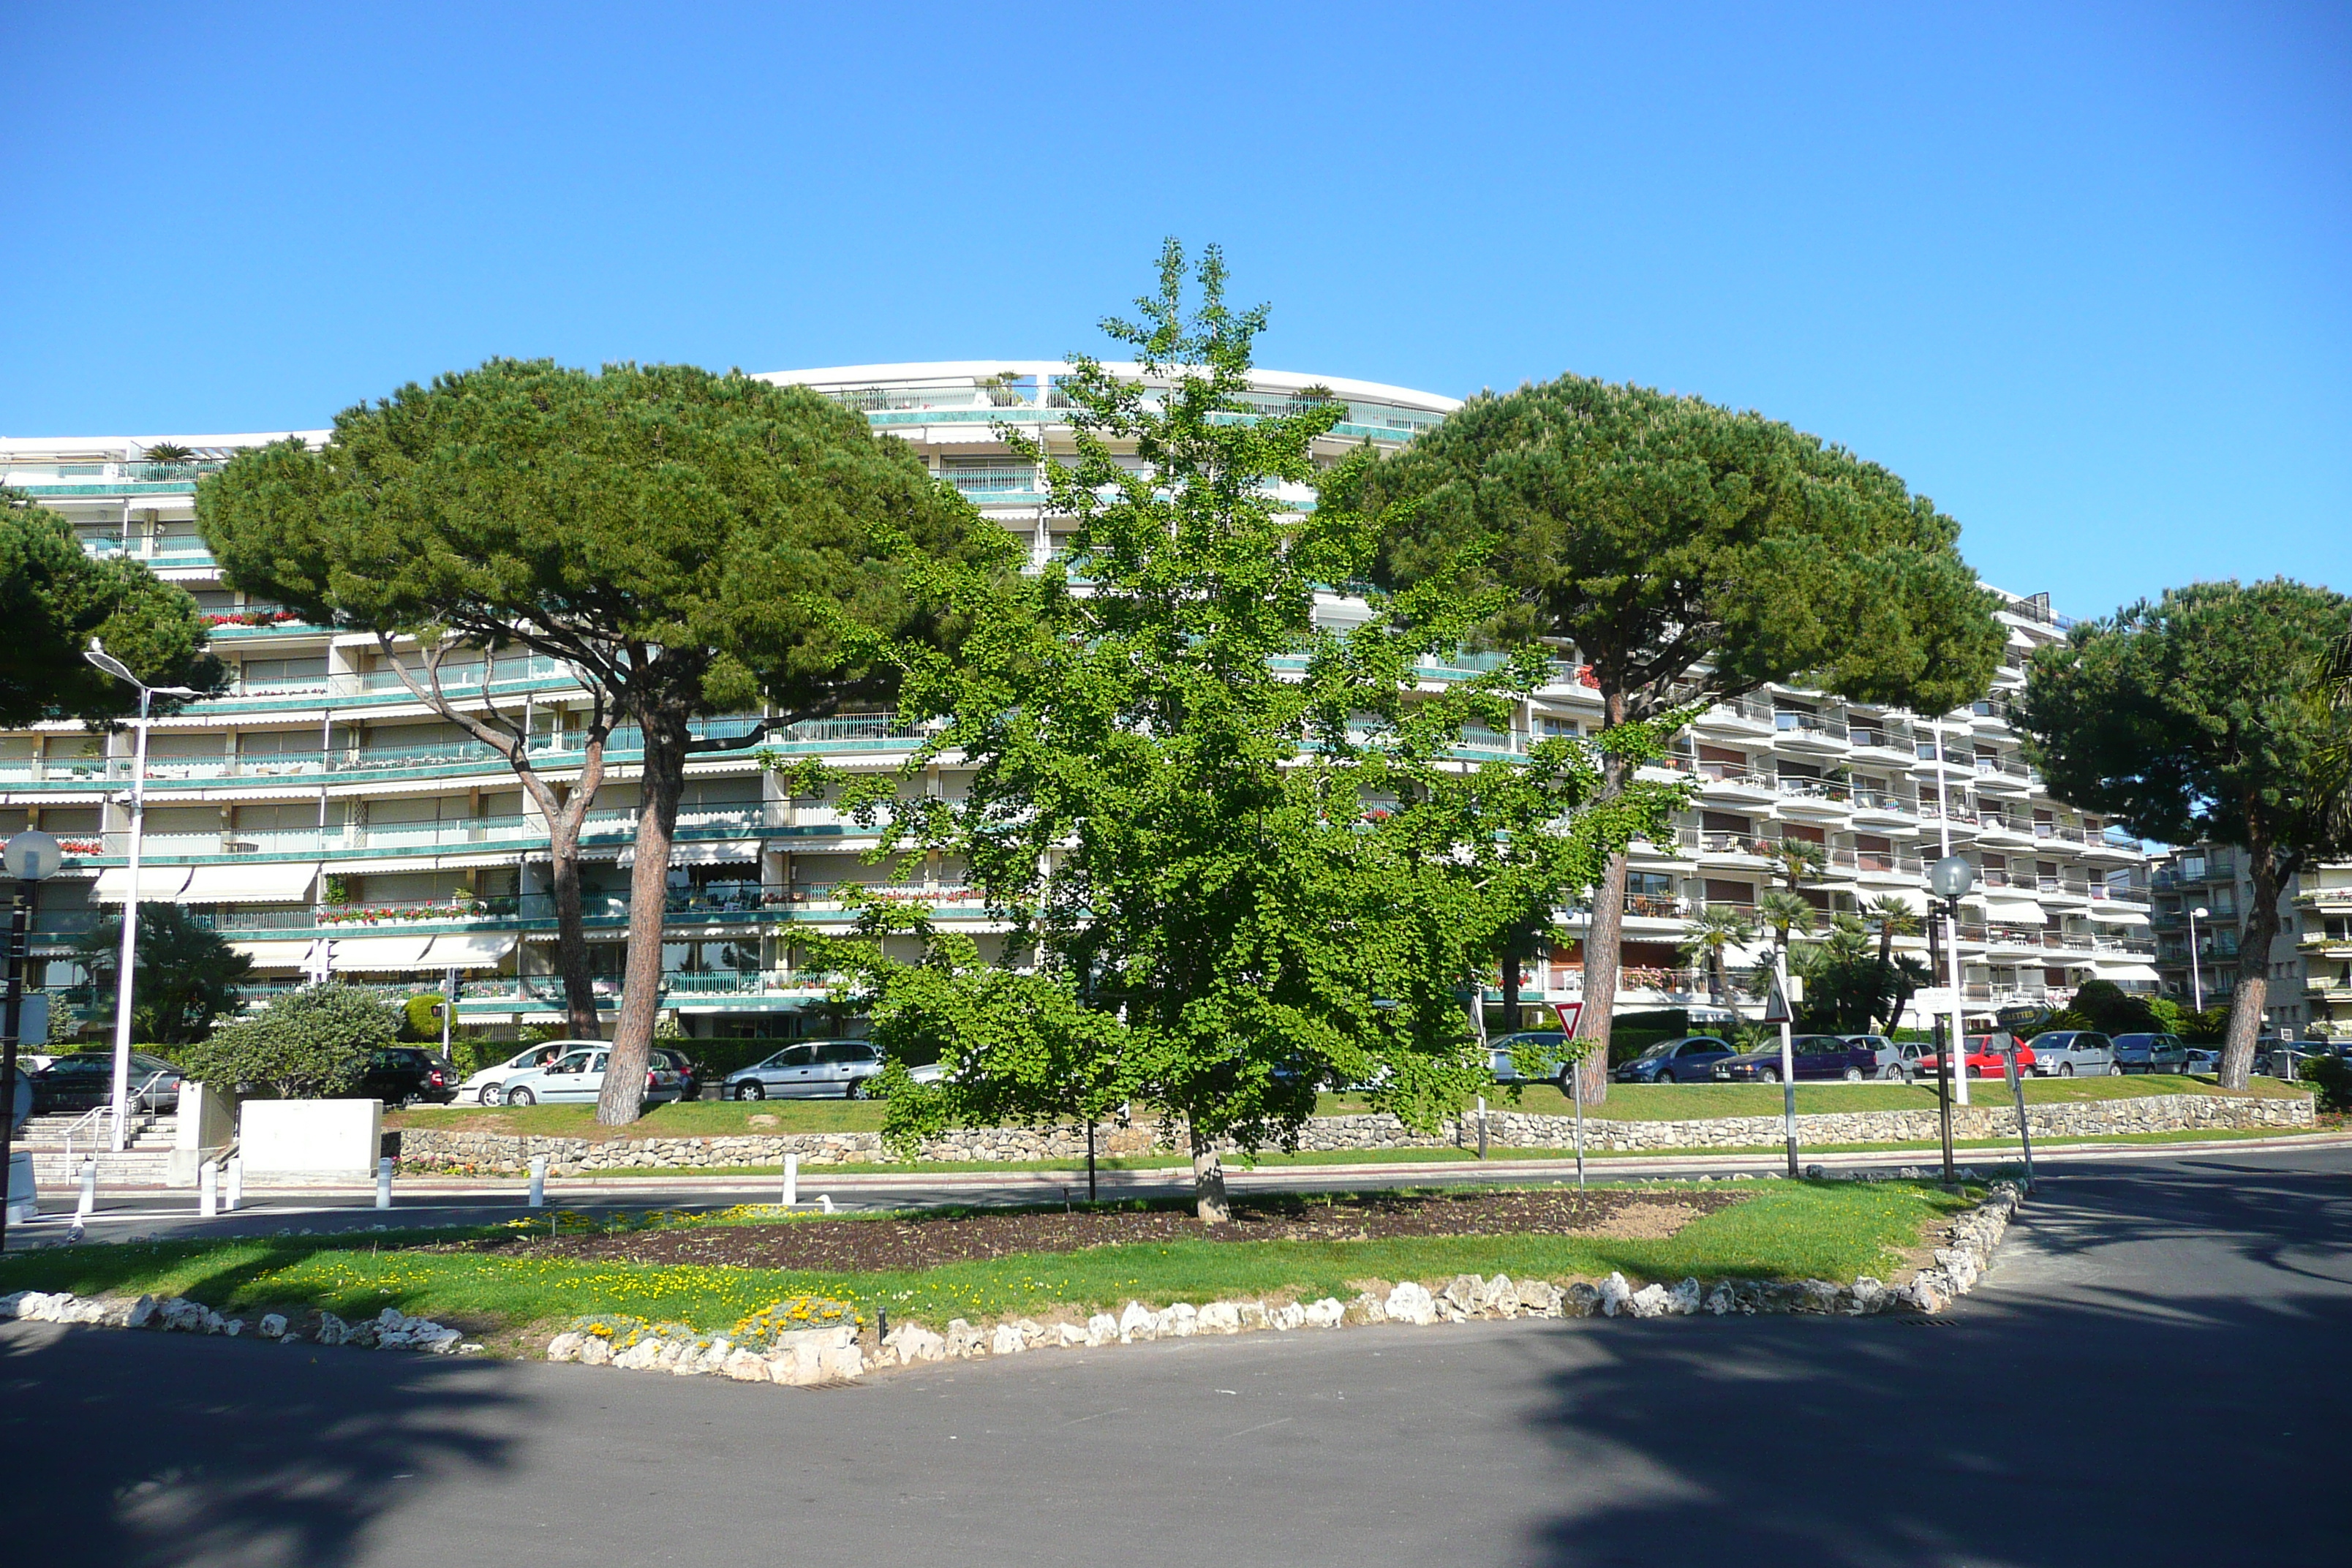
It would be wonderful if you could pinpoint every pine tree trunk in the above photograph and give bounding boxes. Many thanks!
[598,709,687,1126]
[1191,1132,1231,1224]
[545,755,606,1041]
[2218,839,2284,1090]
[1572,711,1633,1106]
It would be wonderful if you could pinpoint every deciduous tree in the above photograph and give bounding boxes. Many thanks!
[180,983,399,1099]
[1341,378,2002,1101]
[816,243,1681,1219]
[199,361,986,1123]
[2017,579,2352,1087]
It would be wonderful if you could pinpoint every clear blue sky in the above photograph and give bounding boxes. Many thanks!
[3,2,2344,617]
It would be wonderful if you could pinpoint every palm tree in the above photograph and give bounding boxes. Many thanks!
[1756,888,1818,950]
[1863,894,1924,1034]
[1681,903,1755,1007]
[1768,837,1828,894]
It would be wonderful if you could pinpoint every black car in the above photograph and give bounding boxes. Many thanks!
[1712,1033,1881,1082]
[29,1051,184,1114]
[361,1047,457,1107]
[651,1047,704,1101]
[1614,1036,1739,1084]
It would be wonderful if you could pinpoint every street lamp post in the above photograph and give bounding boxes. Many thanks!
[2187,906,2208,1013]
[1929,854,1978,1188]
[83,640,201,1153]
[1,829,64,1253]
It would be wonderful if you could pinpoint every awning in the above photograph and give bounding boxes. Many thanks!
[421,932,517,968]
[435,851,526,870]
[182,862,320,904]
[233,939,322,970]
[329,856,442,875]
[94,864,192,902]
[1983,895,2047,926]
[2104,962,2162,983]
[323,934,436,971]
[669,839,765,867]
[2092,908,2150,928]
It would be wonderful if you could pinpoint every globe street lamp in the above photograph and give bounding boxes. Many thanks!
[1,828,63,1251]
[2187,906,2209,1014]
[83,640,203,1152]
[1927,854,1977,1186]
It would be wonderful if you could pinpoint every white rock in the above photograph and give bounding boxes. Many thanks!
[990,1323,1027,1355]
[578,1334,614,1366]
[1518,1281,1564,1318]
[1117,1301,1156,1343]
[1156,1303,1198,1338]
[944,1319,987,1358]
[1597,1273,1633,1317]
[314,1311,348,1346]
[1270,1303,1307,1332]
[1480,1275,1523,1319]
[1085,1313,1120,1346]
[1346,1292,1386,1325]
[1055,1322,1090,1348]
[222,1319,246,1338]
[0,1292,29,1319]
[721,1347,769,1381]
[1237,1301,1269,1331]
[125,1296,159,1330]
[1439,1275,1485,1317]
[613,1338,664,1371]
[258,1313,288,1341]
[1196,1303,1242,1335]
[1667,1278,1703,1316]
[885,1324,948,1363]
[1301,1297,1346,1330]
[1705,1283,1740,1316]
[1624,1284,1670,1319]
[1849,1278,1888,1315]
[421,1328,465,1354]
[1384,1282,1438,1326]
[546,1332,587,1363]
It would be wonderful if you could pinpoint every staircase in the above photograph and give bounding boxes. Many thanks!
[17,1109,178,1188]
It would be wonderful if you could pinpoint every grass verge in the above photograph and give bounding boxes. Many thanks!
[0,1182,1970,1339]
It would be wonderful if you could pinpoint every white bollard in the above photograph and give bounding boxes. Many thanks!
[225,1156,242,1213]
[76,1158,97,1222]
[528,1154,547,1209]
[818,1194,834,1213]
[375,1156,393,1210]
[199,1158,218,1218]
[782,1152,799,1208]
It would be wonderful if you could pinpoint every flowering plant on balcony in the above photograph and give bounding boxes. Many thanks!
[59,839,105,856]
[318,898,475,925]
[201,609,304,628]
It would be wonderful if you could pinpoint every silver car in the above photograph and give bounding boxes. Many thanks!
[2111,1033,2189,1074]
[725,1040,886,1100]
[502,1047,685,1107]
[2028,1030,2120,1077]
[1843,1035,1917,1082]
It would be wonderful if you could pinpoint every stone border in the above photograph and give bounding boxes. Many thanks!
[385,1091,2310,1175]
[533,1179,2029,1388]
[0,1180,2027,1381]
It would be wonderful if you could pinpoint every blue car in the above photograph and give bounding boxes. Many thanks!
[1613,1036,1738,1084]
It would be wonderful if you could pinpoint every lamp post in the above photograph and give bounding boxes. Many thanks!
[1,829,63,1253]
[83,639,201,1153]
[1929,853,1978,1187]
[2187,906,2208,1013]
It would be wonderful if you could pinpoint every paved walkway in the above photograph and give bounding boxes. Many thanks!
[3,1145,2346,1565]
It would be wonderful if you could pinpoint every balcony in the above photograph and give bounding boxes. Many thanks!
[1691,695,1776,736]
[1771,709,1850,755]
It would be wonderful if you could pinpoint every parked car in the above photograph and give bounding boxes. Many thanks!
[2182,1047,2220,1074]
[2024,1030,2119,1078]
[459,1041,584,1106]
[361,1047,459,1107]
[650,1046,704,1101]
[29,1051,184,1113]
[1488,1031,1569,1085]
[502,1047,685,1107]
[1849,1036,1923,1082]
[2111,1033,2190,1074]
[725,1040,887,1099]
[1916,1034,2039,1080]
[1711,1033,1882,1082]
[1613,1036,1738,1084]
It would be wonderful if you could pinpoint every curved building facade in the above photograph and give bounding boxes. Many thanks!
[0,362,2152,1042]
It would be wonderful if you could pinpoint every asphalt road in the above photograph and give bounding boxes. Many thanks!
[3,1144,2347,1567]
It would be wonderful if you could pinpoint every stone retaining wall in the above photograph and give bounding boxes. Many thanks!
[385,1089,2311,1177]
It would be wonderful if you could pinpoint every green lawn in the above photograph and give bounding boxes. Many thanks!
[392,1073,2297,1142]
[0,1180,1971,1339]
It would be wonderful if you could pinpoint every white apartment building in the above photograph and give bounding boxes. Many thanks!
[2149,843,2352,1039]
[0,362,2154,1044]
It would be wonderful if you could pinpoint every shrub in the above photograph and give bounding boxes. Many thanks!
[402,992,449,1041]
[2300,1054,2352,1113]
[178,984,401,1098]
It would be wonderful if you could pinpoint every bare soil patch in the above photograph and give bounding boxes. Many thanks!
[472,1187,1745,1274]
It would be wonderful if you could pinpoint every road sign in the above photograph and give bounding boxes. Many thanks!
[1912,987,1959,1011]
[1550,1001,1583,1035]
[1761,976,1793,1025]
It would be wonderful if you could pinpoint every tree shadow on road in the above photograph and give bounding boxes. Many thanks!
[0,1320,524,1568]
[1514,1187,2352,1567]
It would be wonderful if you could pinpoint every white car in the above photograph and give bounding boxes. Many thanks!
[502,1047,685,1107]
[459,1041,600,1106]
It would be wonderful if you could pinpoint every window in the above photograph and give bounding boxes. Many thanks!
[1704,879,1755,906]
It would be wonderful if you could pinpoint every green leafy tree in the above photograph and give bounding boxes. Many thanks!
[2017,579,2352,1087]
[1,494,224,726]
[179,983,400,1098]
[1679,903,1754,1008]
[813,242,1679,1220]
[72,903,254,1044]
[198,360,987,1124]
[1341,377,2002,1101]
[1863,893,1924,1033]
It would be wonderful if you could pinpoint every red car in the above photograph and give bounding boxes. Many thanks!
[1915,1033,2037,1079]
